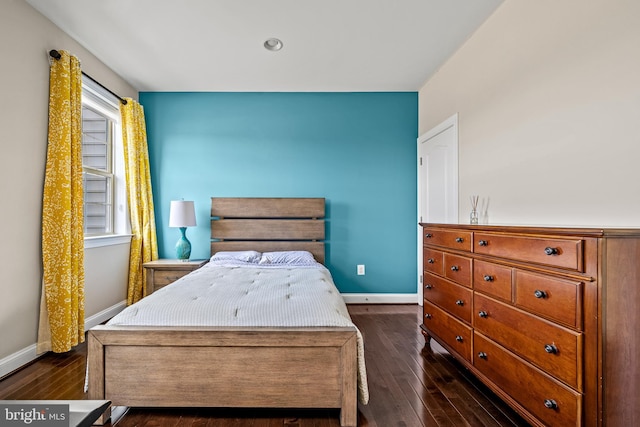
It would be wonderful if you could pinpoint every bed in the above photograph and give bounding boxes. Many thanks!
[87,197,366,427]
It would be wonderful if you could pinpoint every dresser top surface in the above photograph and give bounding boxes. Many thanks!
[420,223,640,238]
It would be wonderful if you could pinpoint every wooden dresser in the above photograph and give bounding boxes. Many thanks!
[419,223,640,427]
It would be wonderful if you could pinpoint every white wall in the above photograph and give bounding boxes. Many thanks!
[419,0,640,226]
[84,242,130,323]
[0,0,136,376]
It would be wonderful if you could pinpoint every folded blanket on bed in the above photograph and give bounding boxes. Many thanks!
[107,260,370,404]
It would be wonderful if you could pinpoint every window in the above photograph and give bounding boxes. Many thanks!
[82,103,113,234]
[81,78,126,238]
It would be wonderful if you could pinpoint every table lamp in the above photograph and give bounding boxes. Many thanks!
[169,200,196,260]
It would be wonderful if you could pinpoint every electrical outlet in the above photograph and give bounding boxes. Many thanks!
[357,264,365,275]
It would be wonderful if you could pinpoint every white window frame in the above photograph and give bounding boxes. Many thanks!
[82,78,131,248]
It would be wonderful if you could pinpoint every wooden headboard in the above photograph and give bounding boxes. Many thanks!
[210,197,326,264]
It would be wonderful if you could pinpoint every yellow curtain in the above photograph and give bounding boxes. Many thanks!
[38,50,85,354]
[121,98,158,304]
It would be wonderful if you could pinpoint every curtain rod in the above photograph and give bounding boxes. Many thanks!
[49,49,128,105]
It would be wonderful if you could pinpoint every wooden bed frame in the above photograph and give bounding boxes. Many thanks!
[88,198,359,426]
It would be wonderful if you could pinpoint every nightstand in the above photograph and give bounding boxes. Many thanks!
[143,259,208,296]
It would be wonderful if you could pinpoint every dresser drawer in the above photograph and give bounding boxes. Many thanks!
[474,293,582,390]
[423,228,473,252]
[474,232,584,272]
[515,270,583,330]
[423,301,472,362]
[424,273,472,323]
[474,333,581,427]
[474,260,513,302]
[153,270,190,287]
[444,253,473,288]
[144,259,208,296]
[423,248,444,276]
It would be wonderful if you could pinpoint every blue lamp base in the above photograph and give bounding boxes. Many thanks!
[175,227,191,261]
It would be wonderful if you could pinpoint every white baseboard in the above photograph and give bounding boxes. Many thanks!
[0,344,38,379]
[341,293,419,304]
[0,301,126,379]
[84,300,127,330]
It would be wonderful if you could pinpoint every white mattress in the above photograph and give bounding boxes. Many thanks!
[108,260,369,404]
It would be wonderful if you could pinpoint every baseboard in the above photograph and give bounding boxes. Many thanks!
[0,301,126,379]
[341,293,419,304]
[0,344,38,379]
[84,300,127,330]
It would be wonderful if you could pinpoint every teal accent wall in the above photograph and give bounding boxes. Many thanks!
[140,92,418,294]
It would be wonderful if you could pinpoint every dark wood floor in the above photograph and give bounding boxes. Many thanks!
[0,304,529,427]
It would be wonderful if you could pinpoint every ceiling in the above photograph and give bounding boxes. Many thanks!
[26,0,503,92]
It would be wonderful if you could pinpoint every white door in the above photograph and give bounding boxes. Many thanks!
[417,113,458,301]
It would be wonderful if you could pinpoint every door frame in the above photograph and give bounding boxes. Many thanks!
[417,113,459,303]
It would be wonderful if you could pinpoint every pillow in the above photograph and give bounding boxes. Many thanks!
[259,250,316,265]
[210,250,262,263]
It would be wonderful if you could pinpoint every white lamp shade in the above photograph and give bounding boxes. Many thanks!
[169,200,197,227]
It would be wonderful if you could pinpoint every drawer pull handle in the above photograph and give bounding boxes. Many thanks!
[424,313,432,319]
[455,237,464,243]
[478,240,488,246]
[455,299,464,306]
[534,289,548,299]
[450,265,459,271]
[425,284,433,290]
[478,352,488,359]
[425,233,433,238]
[427,258,435,264]
[544,247,559,255]
[544,399,558,410]
[478,311,489,318]
[455,335,464,342]
[483,275,494,282]
[544,344,558,354]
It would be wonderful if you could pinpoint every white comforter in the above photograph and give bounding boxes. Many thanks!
[108,260,369,404]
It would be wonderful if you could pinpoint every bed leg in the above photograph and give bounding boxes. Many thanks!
[340,406,357,427]
[87,329,109,425]
[340,335,358,427]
